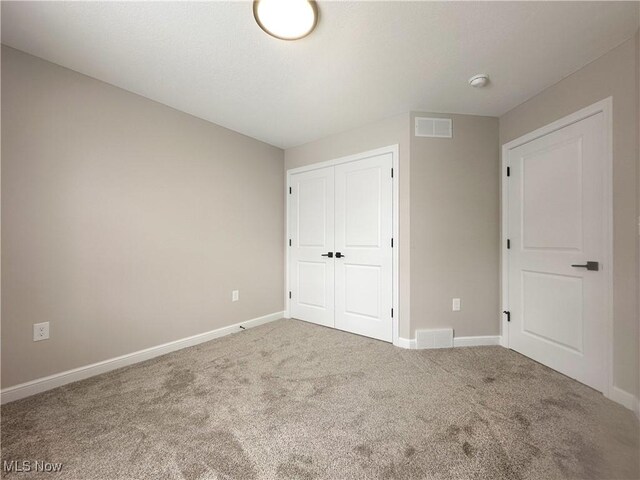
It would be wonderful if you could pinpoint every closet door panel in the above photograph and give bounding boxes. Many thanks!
[289,167,335,328]
[334,154,393,342]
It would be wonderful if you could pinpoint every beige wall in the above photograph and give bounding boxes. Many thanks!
[284,113,412,338]
[1,46,285,388]
[499,34,640,397]
[284,112,500,340]
[410,113,499,337]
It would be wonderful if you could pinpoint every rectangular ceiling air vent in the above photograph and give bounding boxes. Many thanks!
[415,117,453,138]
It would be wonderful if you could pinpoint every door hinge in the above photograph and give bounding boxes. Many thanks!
[507,166,511,177]
[507,239,510,249]
[289,291,292,299]
[289,239,292,246]
[391,308,394,318]
[289,187,292,194]
[503,310,510,322]
[391,168,394,178]
[391,238,394,248]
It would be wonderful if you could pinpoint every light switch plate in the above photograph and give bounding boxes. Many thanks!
[232,290,239,302]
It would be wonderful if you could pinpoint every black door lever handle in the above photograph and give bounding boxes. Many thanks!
[321,252,333,258]
[335,252,344,258]
[571,261,599,271]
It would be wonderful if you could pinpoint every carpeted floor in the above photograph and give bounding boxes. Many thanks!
[1,319,639,480]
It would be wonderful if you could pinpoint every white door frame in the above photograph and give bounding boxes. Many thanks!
[285,145,400,346]
[500,97,613,398]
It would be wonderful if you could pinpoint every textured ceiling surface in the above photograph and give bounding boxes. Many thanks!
[2,1,638,148]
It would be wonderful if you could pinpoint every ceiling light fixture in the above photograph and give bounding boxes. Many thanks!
[253,0,318,41]
[468,74,490,88]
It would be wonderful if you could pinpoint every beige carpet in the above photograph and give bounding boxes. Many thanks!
[2,319,639,479]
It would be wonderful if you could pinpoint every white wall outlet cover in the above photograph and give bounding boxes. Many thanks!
[232,290,239,302]
[452,298,461,311]
[33,322,50,341]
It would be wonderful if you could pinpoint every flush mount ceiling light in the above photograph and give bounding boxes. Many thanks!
[253,0,318,40]
[468,74,490,88]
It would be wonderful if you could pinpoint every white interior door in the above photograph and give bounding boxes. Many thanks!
[288,152,394,342]
[506,112,606,391]
[289,167,335,328]
[334,154,393,342]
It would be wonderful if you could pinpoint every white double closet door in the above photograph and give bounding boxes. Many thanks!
[289,153,393,342]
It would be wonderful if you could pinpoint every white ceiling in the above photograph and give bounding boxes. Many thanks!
[2,1,638,149]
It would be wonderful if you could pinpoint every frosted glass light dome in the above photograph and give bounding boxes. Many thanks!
[254,0,318,40]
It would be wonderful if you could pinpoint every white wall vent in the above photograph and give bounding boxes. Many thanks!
[415,117,453,138]
[415,328,454,349]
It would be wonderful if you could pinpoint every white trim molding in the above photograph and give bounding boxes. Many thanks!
[453,335,502,347]
[609,387,640,420]
[396,335,502,350]
[396,337,417,349]
[1,311,284,405]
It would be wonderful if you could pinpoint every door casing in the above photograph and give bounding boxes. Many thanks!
[500,97,613,398]
[285,145,400,346]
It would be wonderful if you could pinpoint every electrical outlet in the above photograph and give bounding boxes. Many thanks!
[232,290,239,302]
[33,322,50,341]
[452,298,461,312]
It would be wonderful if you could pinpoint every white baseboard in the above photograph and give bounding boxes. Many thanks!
[609,386,640,419]
[396,337,416,349]
[396,335,502,350]
[1,311,284,405]
[453,335,502,347]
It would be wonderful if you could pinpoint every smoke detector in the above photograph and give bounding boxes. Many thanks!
[468,74,490,88]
